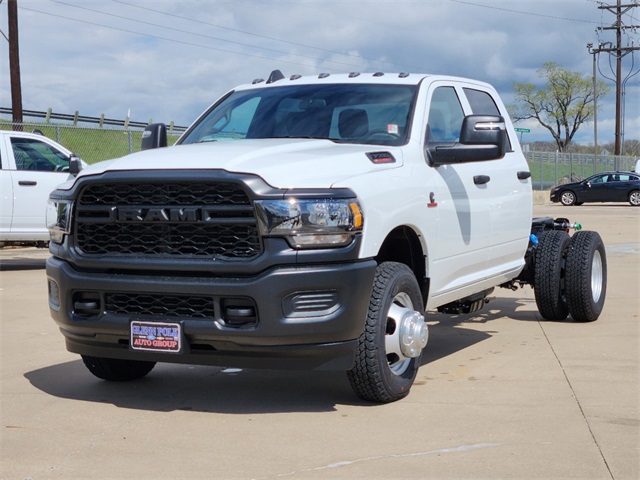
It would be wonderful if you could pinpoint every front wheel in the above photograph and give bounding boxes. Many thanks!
[560,191,577,206]
[347,262,428,403]
[629,190,640,206]
[81,355,156,381]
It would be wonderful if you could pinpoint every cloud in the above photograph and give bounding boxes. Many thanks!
[1,0,638,144]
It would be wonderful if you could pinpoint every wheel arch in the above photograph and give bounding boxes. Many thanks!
[374,226,429,303]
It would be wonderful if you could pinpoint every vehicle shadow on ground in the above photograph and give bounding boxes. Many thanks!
[24,298,551,414]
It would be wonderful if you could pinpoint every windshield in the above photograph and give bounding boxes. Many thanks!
[179,83,417,147]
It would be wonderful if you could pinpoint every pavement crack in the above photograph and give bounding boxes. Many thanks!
[251,443,501,479]
[537,320,615,480]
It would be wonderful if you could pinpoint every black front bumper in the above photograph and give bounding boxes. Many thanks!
[47,256,376,371]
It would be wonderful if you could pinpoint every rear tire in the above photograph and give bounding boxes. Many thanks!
[629,190,640,206]
[565,231,607,322]
[534,230,570,320]
[81,355,156,381]
[347,262,426,403]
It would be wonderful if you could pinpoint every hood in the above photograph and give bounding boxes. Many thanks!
[76,139,403,189]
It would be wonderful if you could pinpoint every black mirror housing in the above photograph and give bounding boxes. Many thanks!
[429,115,508,166]
[141,123,168,150]
[69,154,83,175]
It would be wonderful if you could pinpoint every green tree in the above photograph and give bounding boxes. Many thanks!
[510,62,610,152]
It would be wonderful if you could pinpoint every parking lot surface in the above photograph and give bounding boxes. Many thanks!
[1,204,638,479]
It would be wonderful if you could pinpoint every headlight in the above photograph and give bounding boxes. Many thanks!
[255,198,363,249]
[46,199,73,244]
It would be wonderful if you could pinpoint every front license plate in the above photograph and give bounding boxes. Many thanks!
[130,320,182,353]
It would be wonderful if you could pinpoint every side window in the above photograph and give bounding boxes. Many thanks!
[426,87,464,143]
[10,138,69,172]
[463,88,500,116]
[463,87,512,151]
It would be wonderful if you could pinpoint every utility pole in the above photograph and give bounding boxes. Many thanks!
[8,0,23,128]
[596,1,640,155]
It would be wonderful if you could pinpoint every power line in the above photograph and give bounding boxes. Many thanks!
[449,0,601,24]
[17,4,360,72]
[110,0,421,70]
[591,1,640,155]
[48,0,382,71]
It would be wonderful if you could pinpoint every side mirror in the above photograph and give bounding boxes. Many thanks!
[428,115,508,166]
[141,123,168,150]
[69,154,83,175]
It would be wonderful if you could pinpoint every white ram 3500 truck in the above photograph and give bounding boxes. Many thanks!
[46,71,607,402]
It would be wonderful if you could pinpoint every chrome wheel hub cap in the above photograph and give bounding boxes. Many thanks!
[385,293,429,375]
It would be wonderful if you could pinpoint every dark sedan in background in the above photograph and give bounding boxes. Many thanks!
[550,171,640,206]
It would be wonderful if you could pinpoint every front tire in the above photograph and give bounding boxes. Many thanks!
[565,231,607,322]
[560,191,577,206]
[534,230,570,320]
[347,262,427,403]
[81,355,156,381]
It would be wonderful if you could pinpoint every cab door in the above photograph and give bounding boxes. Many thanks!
[424,84,492,297]
[0,136,15,238]
[460,86,532,281]
[6,134,72,240]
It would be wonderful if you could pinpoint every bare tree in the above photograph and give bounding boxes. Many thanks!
[510,62,610,152]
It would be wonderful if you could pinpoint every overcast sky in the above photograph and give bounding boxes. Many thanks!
[1,0,639,146]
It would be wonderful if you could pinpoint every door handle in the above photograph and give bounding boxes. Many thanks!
[517,171,531,180]
[18,181,37,186]
[473,175,491,185]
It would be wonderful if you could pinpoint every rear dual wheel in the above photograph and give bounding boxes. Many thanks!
[534,230,606,322]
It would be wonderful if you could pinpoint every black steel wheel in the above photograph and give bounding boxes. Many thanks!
[534,230,570,320]
[565,231,607,322]
[347,262,428,403]
[81,355,156,381]
[560,191,577,206]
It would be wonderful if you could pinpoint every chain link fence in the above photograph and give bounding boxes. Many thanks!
[525,151,638,190]
[1,121,186,164]
[3,119,638,189]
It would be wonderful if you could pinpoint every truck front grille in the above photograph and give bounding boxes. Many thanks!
[75,182,261,258]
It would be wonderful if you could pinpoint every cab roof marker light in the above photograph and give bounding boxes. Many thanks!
[349,72,361,78]
[319,73,330,79]
[290,74,302,80]
[373,72,385,77]
[252,78,264,85]
[267,69,285,84]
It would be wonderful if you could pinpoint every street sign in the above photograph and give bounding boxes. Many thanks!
[514,128,530,133]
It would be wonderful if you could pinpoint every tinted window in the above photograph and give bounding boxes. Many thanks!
[463,88,500,116]
[181,84,417,147]
[11,138,69,172]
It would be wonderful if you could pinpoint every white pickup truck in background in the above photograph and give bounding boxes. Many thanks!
[0,130,80,246]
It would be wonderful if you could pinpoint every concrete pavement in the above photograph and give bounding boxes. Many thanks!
[1,204,638,479]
